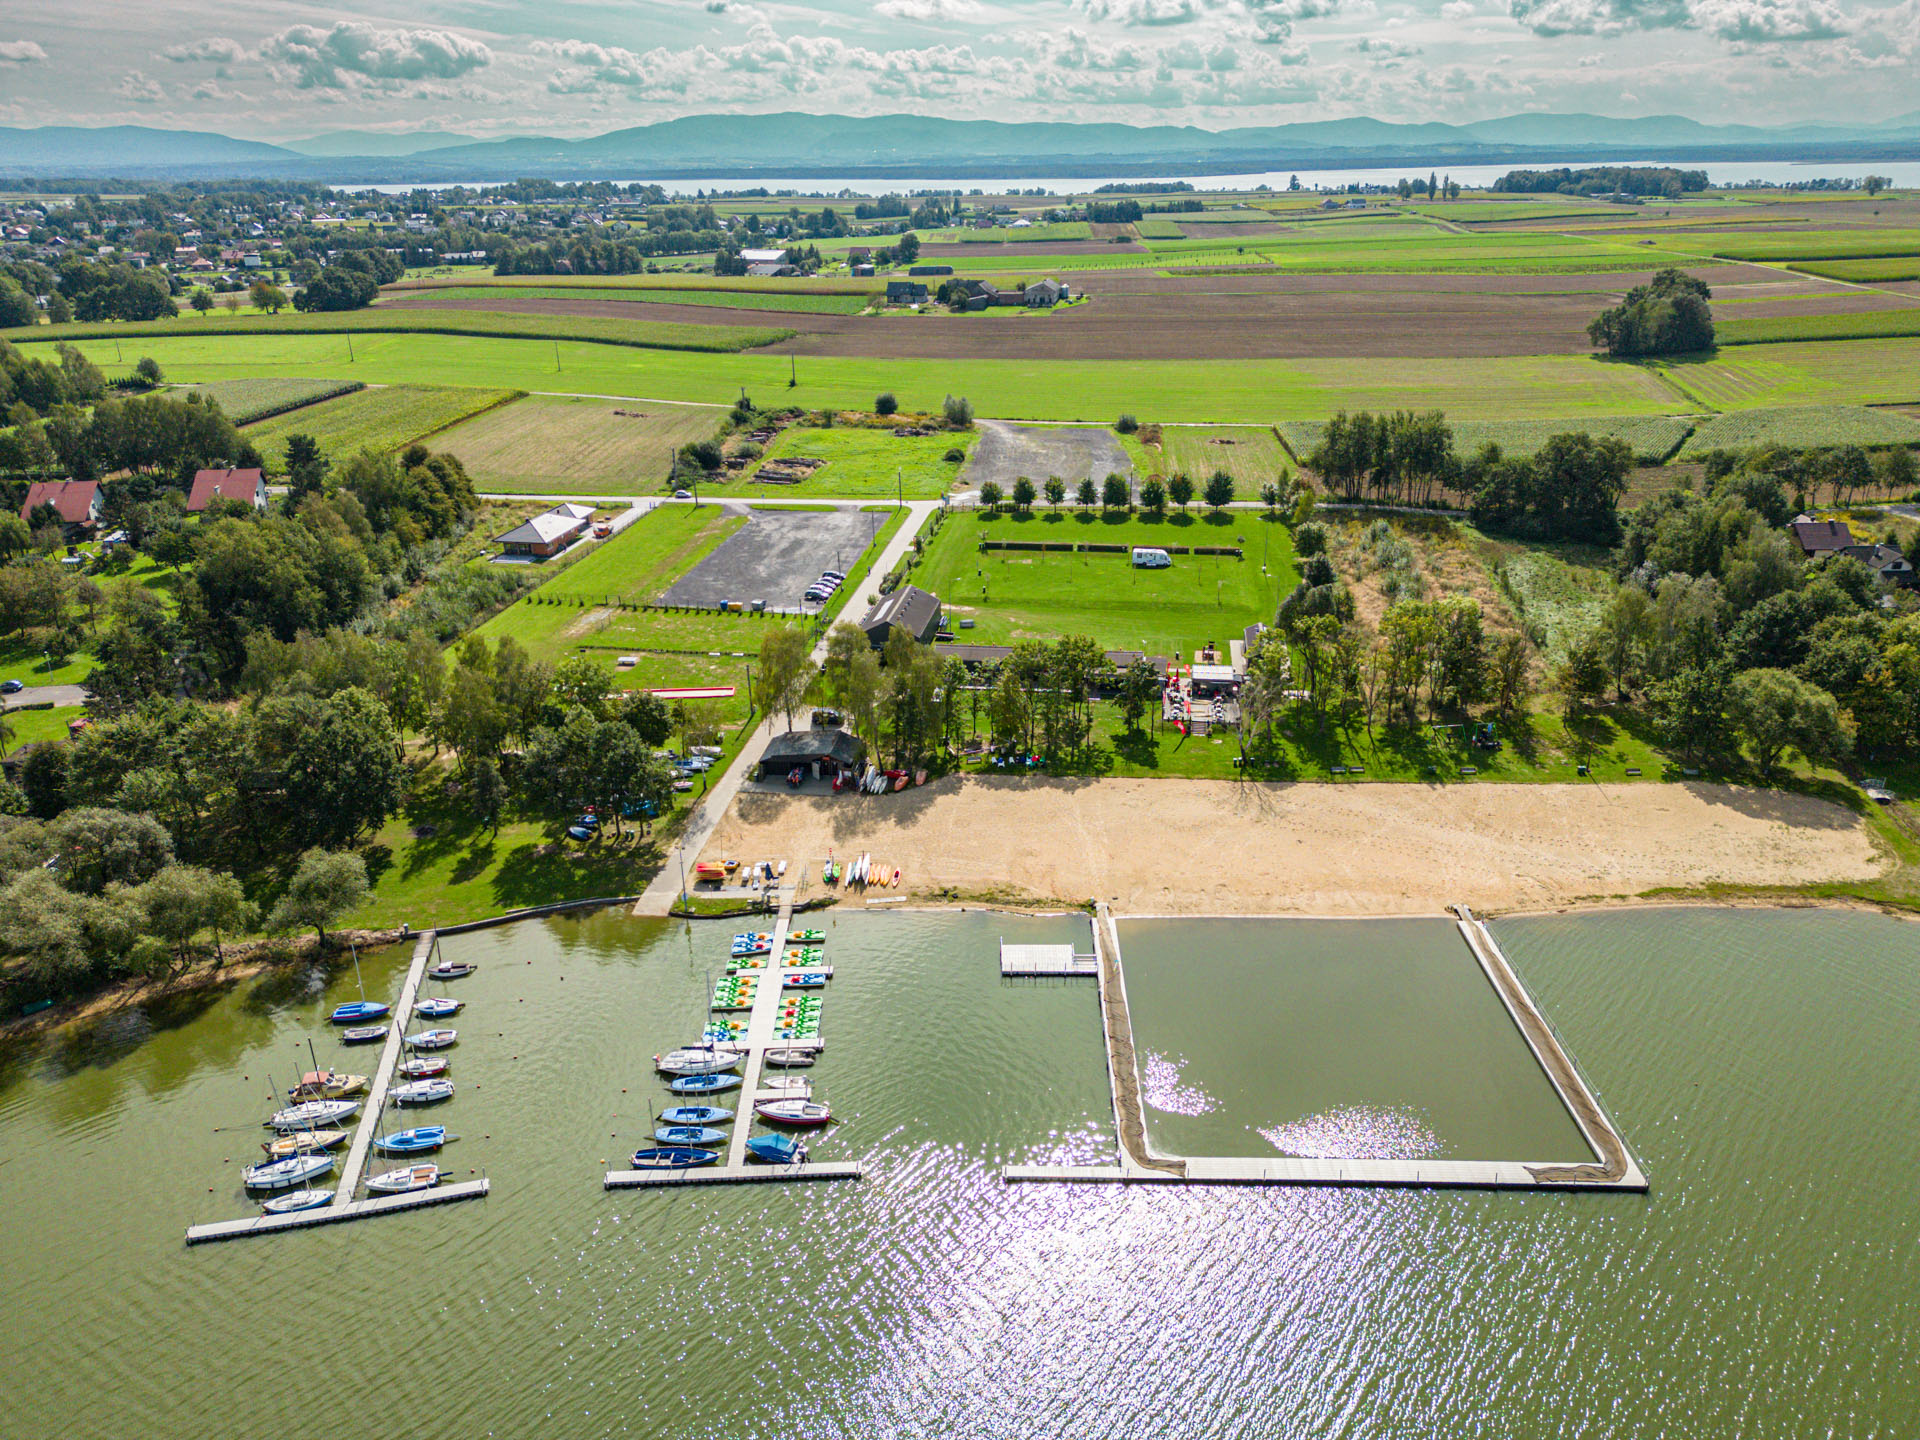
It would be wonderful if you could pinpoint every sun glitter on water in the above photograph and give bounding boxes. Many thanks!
[1140,1052,1218,1116]
[1256,1106,1445,1160]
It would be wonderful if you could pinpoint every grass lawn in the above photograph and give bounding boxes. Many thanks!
[174,377,361,424]
[1157,426,1294,485]
[1678,404,1920,456]
[736,424,976,499]
[471,504,745,659]
[386,284,872,315]
[245,383,520,469]
[432,393,725,493]
[916,508,1298,656]
[2,705,85,749]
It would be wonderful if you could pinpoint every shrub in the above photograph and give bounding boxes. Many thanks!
[943,394,974,429]
[133,356,164,387]
[1116,414,1139,434]
[1293,521,1328,556]
[875,392,899,416]
[679,438,723,471]
[944,446,965,463]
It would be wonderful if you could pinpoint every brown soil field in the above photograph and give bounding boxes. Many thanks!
[918,240,1144,257]
[377,290,801,330]
[701,777,1884,915]
[1065,264,1783,295]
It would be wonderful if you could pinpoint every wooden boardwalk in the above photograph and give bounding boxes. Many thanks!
[332,929,440,1204]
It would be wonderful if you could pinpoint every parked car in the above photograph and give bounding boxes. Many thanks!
[820,570,845,582]
[0,679,22,694]
[673,489,693,500]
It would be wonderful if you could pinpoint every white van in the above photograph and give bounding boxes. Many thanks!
[1132,547,1172,569]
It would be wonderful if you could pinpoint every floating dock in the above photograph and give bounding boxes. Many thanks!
[1003,905,1647,1193]
[1000,941,1099,977]
[608,864,863,1191]
[186,928,496,1244]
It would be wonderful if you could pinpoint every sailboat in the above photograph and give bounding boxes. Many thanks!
[266,1098,360,1131]
[390,1078,455,1106]
[288,1069,367,1100]
[655,1046,741,1076]
[262,1128,349,1159]
[365,1163,439,1195]
[755,1097,833,1126]
[745,1134,807,1165]
[261,1189,334,1215]
[376,1126,448,1155]
[243,1151,336,1192]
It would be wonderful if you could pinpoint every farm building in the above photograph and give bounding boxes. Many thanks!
[1841,542,1915,587]
[859,584,943,650]
[908,264,954,277]
[739,248,788,264]
[493,502,595,560]
[757,727,865,781]
[747,263,800,277]
[19,479,100,535]
[187,467,268,513]
[886,280,929,304]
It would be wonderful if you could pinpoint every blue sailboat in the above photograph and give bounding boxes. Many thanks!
[654,1125,728,1146]
[660,1105,732,1126]
[329,1000,389,1024]
[668,1072,742,1095]
[630,1146,719,1170]
[376,1126,447,1155]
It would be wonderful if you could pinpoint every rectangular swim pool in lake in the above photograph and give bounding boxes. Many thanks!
[1117,917,1596,1166]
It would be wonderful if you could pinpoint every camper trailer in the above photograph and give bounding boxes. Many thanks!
[1131,547,1172,569]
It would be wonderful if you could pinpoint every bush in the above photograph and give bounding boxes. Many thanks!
[944,446,965,463]
[943,394,973,429]
[1116,414,1139,434]
[1293,521,1328,556]
[875,392,898,416]
[133,356,164,387]
[679,438,724,471]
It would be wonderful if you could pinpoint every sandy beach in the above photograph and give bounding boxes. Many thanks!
[700,777,1887,915]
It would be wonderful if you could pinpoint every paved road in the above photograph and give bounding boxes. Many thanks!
[630,499,939,917]
[2,683,88,709]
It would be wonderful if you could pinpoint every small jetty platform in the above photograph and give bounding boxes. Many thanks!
[611,864,863,1191]
[1000,941,1098,977]
[186,928,493,1244]
[1003,905,1647,1194]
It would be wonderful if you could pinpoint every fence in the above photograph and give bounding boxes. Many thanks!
[980,540,1243,557]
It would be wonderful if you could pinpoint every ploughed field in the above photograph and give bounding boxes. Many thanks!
[378,265,1912,361]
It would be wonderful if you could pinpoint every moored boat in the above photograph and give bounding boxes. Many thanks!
[403,1028,458,1050]
[262,1128,349,1159]
[376,1126,447,1154]
[266,1098,360,1132]
[629,1146,718,1170]
[669,1072,742,1095]
[764,1047,815,1068]
[755,1098,832,1126]
[329,1000,389,1025]
[288,1069,367,1101]
[659,1105,732,1126]
[397,1055,448,1079]
[390,1078,455,1106]
[365,1163,439,1194]
[760,1075,812,1096]
[242,1152,336,1192]
[745,1134,807,1165]
[414,996,462,1018]
[655,1046,741,1076]
[427,960,477,980]
[654,1124,728,1146]
[260,1189,334,1215]
[340,1025,388,1045]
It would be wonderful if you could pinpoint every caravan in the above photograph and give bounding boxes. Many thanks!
[1131,547,1172,569]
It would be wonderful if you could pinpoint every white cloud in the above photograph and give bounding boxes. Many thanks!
[115,70,164,103]
[1078,0,1208,25]
[875,0,986,19]
[1441,0,1476,17]
[1354,35,1422,56]
[262,23,492,90]
[0,39,47,64]
[1506,0,1689,36]
[1692,0,1847,41]
[161,37,245,65]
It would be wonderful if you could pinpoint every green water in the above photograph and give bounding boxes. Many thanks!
[1119,917,1594,1162]
[2,906,1918,1437]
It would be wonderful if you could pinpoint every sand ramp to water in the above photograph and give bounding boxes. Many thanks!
[702,777,1885,915]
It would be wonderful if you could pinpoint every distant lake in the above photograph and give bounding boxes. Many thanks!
[341,157,1920,197]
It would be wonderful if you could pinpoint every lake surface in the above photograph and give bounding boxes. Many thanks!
[2,905,1917,1437]
[1119,917,1592,1163]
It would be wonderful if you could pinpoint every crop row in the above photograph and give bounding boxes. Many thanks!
[178,376,364,424]
[1678,405,1920,457]
[1716,310,1920,345]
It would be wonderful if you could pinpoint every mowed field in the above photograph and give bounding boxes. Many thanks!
[1157,426,1294,484]
[432,393,725,493]
[737,425,977,499]
[915,509,1300,656]
[244,383,521,469]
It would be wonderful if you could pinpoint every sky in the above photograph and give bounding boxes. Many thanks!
[0,0,1916,140]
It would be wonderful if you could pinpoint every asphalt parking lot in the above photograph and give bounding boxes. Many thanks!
[962,419,1135,490]
[661,504,889,611]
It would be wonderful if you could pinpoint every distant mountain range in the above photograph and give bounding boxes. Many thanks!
[2,111,1918,182]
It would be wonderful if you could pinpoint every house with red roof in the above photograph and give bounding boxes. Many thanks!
[187,467,268,514]
[19,480,100,536]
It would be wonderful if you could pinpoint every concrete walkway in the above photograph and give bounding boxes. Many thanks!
[630,499,939,917]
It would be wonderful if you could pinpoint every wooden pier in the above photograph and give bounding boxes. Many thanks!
[186,928,500,1244]
[1003,906,1647,1194]
[610,864,863,1191]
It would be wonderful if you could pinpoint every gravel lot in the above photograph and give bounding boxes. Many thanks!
[660,505,887,611]
[962,420,1135,490]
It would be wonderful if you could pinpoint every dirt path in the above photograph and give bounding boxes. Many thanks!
[702,776,1885,915]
